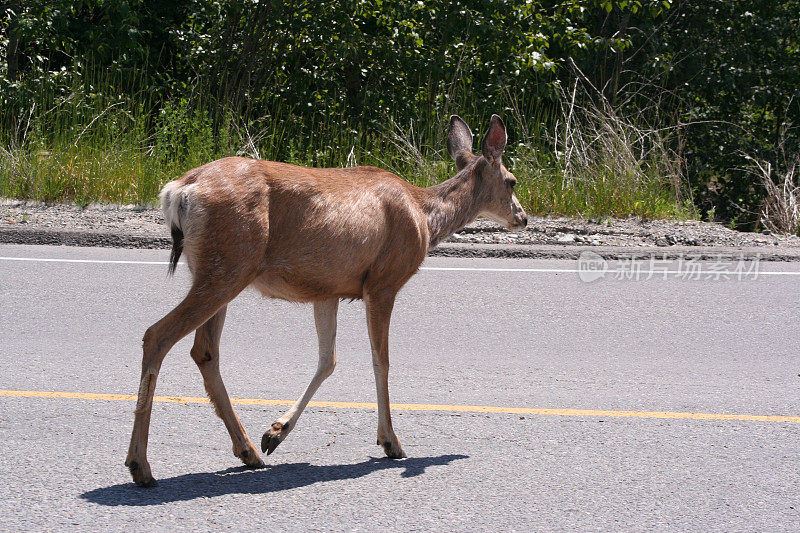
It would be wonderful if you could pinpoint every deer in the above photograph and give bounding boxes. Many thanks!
[125,114,528,486]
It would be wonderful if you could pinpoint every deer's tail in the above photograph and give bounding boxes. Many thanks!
[160,181,200,275]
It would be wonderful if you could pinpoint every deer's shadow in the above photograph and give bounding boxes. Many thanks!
[81,454,468,506]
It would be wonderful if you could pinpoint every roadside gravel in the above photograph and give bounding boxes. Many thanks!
[3,199,800,260]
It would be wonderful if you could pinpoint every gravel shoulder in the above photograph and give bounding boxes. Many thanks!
[3,199,800,260]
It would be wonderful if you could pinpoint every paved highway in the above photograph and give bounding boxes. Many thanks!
[0,244,798,531]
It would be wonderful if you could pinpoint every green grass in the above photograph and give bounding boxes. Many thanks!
[512,154,695,220]
[0,80,693,219]
[515,172,693,219]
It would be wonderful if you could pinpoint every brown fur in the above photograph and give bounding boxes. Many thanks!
[125,115,527,486]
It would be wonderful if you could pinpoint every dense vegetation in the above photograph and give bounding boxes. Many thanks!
[1,1,798,229]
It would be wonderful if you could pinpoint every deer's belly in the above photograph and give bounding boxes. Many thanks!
[251,271,364,302]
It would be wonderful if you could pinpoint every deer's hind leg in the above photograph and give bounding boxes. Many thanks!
[190,305,263,469]
[125,273,251,487]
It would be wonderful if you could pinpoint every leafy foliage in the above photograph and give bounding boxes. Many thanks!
[1,0,797,226]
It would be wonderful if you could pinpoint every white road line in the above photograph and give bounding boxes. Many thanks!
[0,256,172,265]
[421,266,800,276]
[1,255,799,275]
[421,266,582,273]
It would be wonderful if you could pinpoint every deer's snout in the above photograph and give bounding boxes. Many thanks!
[508,197,528,231]
[505,192,528,231]
[510,214,528,231]
[506,209,528,231]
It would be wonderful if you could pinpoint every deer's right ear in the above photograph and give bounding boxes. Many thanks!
[447,115,474,170]
[481,114,507,165]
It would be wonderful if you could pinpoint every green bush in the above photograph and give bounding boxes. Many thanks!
[1,1,797,226]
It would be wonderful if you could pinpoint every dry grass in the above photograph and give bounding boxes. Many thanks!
[510,77,694,219]
[749,157,800,234]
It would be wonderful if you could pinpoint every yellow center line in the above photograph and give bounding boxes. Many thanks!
[1,389,798,423]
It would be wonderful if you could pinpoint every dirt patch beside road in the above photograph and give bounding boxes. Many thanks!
[3,199,800,260]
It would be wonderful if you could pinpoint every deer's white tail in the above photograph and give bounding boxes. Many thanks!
[159,181,201,275]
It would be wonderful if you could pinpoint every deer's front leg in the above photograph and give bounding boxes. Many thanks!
[364,291,406,459]
[261,298,339,455]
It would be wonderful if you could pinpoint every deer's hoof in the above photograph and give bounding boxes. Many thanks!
[236,445,265,468]
[261,421,288,455]
[378,438,407,459]
[126,459,157,487]
[261,433,281,455]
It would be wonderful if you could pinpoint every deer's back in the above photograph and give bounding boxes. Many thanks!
[171,157,429,301]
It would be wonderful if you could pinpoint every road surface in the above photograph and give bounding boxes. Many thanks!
[0,244,798,531]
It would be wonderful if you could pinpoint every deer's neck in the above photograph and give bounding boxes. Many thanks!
[421,170,483,247]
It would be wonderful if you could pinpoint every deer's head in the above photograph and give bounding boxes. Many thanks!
[447,114,528,231]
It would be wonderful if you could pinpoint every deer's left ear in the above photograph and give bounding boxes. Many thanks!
[447,115,475,170]
[481,114,507,164]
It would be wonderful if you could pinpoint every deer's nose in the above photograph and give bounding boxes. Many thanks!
[521,216,528,227]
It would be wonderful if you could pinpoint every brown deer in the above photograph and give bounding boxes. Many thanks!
[125,114,527,486]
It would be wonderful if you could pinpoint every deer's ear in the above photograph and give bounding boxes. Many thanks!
[481,114,507,164]
[447,115,474,170]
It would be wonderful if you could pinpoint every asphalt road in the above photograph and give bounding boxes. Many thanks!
[0,243,798,531]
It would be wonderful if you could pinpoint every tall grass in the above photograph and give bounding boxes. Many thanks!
[509,79,695,219]
[748,156,800,234]
[0,72,691,219]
